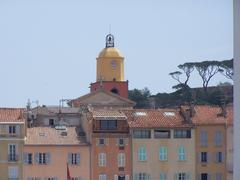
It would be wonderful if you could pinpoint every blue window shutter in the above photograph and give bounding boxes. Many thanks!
[77,153,81,165]
[198,174,201,180]
[68,153,72,164]
[207,153,211,163]
[16,125,20,135]
[35,153,39,164]
[222,152,225,162]
[207,174,211,180]
[174,174,178,180]
[46,152,51,164]
[23,153,28,164]
[134,173,139,180]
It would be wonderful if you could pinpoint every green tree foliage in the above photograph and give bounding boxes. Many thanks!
[128,88,151,108]
[219,59,233,79]
[194,61,221,92]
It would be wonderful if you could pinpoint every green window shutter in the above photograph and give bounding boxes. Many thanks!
[134,173,139,180]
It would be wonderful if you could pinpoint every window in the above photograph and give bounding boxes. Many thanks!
[154,130,170,138]
[200,152,208,163]
[35,153,50,165]
[215,131,222,146]
[8,166,18,178]
[118,153,125,167]
[216,173,222,180]
[200,131,208,147]
[133,130,151,139]
[174,173,190,180]
[27,177,41,180]
[174,130,191,138]
[134,173,150,180]
[100,120,117,130]
[24,153,33,164]
[9,125,16,134]
[98,138,106,145]
[159,147,168,161]
[8,144,17,161]
[178,146,186,161]
[160,173,167,180]
[98,153,106,167]
[44,178,58,180]
[215,152,224,163]
[138,146,147,161]
[199,173,210,180]
[99,174,107,180]
[68,153,80,165]
[118,138,125,146]
[49,119,54,126]
[71,177,82,180]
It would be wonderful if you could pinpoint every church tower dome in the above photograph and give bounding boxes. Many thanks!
[90,34,129,98]
[96,34,125,82]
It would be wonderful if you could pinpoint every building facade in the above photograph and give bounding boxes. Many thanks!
[192,105,232,180]
[124,109,196,180]
[0,108,25,180]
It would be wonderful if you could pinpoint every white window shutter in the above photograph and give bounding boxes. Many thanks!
[114,175,118,180]
[125,175,129,180]
[77,153,81,165]
[186,173,191,180]
[198,174,201,180]
[96,138,99,146]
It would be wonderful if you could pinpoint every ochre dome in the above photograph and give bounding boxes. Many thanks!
[98,47,124,58]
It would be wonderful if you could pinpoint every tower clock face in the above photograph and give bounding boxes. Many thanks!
[111,60,117,69]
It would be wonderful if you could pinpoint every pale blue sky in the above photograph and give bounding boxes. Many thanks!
[0,0,233,107]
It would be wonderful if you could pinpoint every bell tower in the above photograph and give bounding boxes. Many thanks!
[90,34,128,98]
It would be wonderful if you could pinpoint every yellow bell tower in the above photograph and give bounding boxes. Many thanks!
[90,34,129,98]
[96,34,124,82]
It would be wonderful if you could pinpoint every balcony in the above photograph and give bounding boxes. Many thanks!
[8,178,18,180]
[8,154,19,162]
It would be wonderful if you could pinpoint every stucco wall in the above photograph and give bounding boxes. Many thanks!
[23,145,90,180]
[132,129,196,179]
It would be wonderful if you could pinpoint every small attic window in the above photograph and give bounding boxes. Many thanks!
[163,112,175,117]
[134,112,147,116]
[39,132,45,137]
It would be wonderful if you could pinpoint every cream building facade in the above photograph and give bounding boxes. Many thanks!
[124,109,196,180]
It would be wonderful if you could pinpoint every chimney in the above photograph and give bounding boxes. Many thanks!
[189,103,196,118]
[180,106,191,123]
[218,104,227,118]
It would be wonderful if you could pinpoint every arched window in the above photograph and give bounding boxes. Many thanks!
[111,88,119,94]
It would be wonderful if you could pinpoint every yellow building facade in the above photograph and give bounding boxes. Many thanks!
[0,108,25,180]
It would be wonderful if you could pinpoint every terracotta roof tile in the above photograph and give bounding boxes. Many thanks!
[122,109,192,128]
[25,127,87,145]
[189,105,233,125]
[0,108,25,123]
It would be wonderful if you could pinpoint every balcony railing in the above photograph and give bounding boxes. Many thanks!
[8,178,18,180]
[8,154,19,162]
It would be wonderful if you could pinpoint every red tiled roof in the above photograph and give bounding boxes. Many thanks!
[25,127,87,145]
[189,105,233,125]
[122,109,192,128]
[0,108,25,123]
